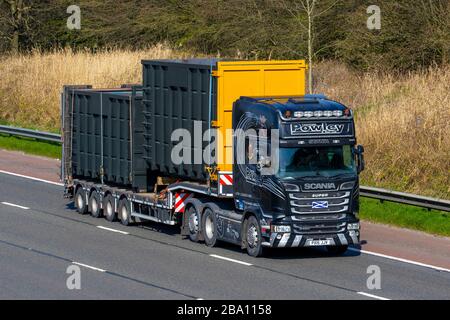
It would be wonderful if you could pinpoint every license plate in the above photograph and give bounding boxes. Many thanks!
[306,239,332,246]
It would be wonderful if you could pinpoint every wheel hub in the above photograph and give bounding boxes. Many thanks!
[121,206,128,221]
[77,194,83,209]
[247,224,258,248]
[106,202,113,216]
[91,197,98,213]
[188,211,199,233]
[205,215,214,239]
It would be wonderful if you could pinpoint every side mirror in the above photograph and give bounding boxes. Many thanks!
[356,145,365,173]
[257,156,272,172]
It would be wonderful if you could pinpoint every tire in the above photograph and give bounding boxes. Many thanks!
[245,216,264,257]
[186,206,201,242]
[103,194,117,222]
[202,208,218,247]
[75,187,88,214]
[89,190,103,218]
[326,245,348,255]
[118,198,133,226]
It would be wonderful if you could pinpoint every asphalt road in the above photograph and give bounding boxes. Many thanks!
[0,172,449,300]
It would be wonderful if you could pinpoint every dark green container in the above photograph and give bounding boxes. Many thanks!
[66,87,147,191]
[142,59,218,181]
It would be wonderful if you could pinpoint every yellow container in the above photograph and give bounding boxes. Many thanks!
[213,60,307,171]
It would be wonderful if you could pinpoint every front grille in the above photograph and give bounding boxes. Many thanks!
[289,191,350,214]
[292,213,346,222]
[289,190,352,235]
[293,222,347,235]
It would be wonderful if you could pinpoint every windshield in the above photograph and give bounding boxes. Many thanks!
[276,145,356,179]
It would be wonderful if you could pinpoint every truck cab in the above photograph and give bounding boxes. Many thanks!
[232,95,364,256]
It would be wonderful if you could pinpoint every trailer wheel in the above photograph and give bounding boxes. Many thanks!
[118,198,133,226]
[245,216,264,257]
[89,190,103,218]
[75,187,88,215]
[103,194,117,222]
[202,208,218,247]
[186,206,200,242]
[326,245,348,255]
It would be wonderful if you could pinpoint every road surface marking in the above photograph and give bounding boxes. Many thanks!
[72,262,106,272]
[0,170,64,186]
[349,248,450,273]
[1,202,30,210]
[210,254,253,266]
[97,226,130,235]
[357,292,390,300]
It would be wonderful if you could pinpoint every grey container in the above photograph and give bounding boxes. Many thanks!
[65,86,147,191]
[142,59,218,181]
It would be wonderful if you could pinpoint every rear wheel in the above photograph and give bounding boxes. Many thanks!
[118,198,133,226]
[245,216,264,257]
[202,208,218,247]
[326,245,348,255]
[103,194,117,222]
[89,190,102,218]
[75,187,88,214]
[186,206,201,242]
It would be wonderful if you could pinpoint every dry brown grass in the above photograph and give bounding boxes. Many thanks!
[316,62,450,198]
[0,50,448,198]
[0,44,186,131]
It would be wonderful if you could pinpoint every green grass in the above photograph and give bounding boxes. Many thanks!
[0,134,61,159]
[361,197,450,237]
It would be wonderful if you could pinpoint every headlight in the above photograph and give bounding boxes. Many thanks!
[333,110,343,117]
[314,110,323,117]
[272,225,291,233]
[324,111,333,117]
[347,223,360,230]
[304,111,314,118]
[294,111,304,118]
[283,183,300,192]
[340,182,355,190]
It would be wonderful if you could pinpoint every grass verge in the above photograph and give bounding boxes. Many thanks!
[361,197,449,237]
[0,134,61,159]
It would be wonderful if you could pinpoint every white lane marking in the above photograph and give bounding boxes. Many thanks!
[96,226,129,235]
[0,170,64,186]
[210,254,253,266]
[72,262,106,273]
[357,292,391,300]
[1,202,30,210]
[349,248,450,273]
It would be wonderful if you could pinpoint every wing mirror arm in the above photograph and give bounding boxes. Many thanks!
[356,145,365,173]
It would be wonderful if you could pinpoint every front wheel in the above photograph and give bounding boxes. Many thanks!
[202,208,218,247]
[245,216,264,257]
[326,245,348,255]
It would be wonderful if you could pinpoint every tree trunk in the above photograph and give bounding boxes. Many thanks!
[307,2,313,94]
[11,30,19,54]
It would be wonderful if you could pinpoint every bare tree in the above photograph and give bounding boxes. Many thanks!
[279,0,338,93]
[1,0,31,53]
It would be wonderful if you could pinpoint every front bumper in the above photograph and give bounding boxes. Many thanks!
[262,230,360,248]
